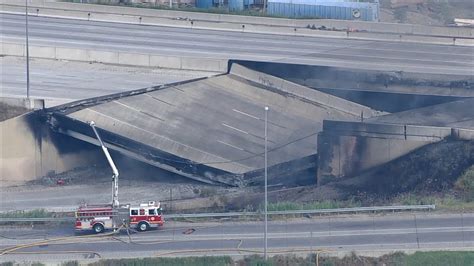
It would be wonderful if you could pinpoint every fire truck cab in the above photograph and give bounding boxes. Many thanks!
[128,201,164,232]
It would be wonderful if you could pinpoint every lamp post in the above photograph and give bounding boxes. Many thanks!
[264,106,269,260]
[25,0,30,99]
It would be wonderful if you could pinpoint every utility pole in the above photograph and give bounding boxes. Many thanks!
[25,0,30,99]
[264,106,269,260]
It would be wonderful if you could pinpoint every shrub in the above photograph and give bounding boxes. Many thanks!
[455,165,474,201]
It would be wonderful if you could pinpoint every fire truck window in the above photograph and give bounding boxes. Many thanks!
[158,208,162,215]
[148,209,155,215]
[139,209,145,215]
[131,209,138,216]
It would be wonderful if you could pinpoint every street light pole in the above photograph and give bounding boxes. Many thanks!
[264,106,269,260]
[25,0,30,99]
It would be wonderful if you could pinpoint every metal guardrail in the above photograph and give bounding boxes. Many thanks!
[166,205,436,219]
[0,217,74,222]
[0,205,435,222]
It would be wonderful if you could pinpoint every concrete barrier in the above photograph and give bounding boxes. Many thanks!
[88,50,119,64]
[400,35,455,45]
[321,120,452,141]
[452,128,474,140]
[349,31,460,45]
[149,55,182,69]
[118,52,150,67]
[8,0,471,38]
[1,42,226,72]
[348,31,402,42]
[30,45,56,59]
[413,24,473,38]
[0,97,44,111]
[1,42,24,56]
[55,47,89,61]
[2,0,473,45]
[181,57,227,72]
[455,38,474,46]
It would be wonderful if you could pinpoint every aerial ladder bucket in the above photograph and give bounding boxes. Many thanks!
[88,121,120,208]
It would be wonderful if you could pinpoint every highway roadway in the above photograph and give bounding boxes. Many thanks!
[1,13,474,75]
[0,57,213,107]
[0,213,472,262]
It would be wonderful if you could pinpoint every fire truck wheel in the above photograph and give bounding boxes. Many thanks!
[138,222,149,232]
[93,223,105,234]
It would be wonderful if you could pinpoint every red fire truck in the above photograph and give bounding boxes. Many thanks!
[74,121,164,234]
[75,201,164,233]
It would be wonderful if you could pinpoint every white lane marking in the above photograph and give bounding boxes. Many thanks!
[232,109,261,120]
[114,100,164,121]
[114,100,142,113]
[2,13,474,59]
[2,226,474,245]
[120,226,474,242]
[217,140,245,151]
[2,37,472,76]
[222,123,249,135]
[81,109,233,163]
[6,227,471,246]
[144,94,175,106]
[2,30,473,67]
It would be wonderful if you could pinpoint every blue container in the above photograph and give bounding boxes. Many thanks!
[196,0,213,9]
[244,0,255,6]
[229,0,244,11]
[267,1,379,21]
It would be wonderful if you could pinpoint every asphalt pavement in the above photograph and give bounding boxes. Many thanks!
[0,57,213,107]
[2,13,474,75]
[0,213,472,262]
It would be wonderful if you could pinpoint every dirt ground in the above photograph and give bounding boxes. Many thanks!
[0,155,259,213]
[380,0,474,26]
[274,139,474,208]
[2,139,472,213]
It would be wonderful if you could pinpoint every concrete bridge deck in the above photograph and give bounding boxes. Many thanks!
[47,64,378,185]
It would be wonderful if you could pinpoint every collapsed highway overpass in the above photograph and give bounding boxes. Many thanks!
[232,60,474,112]
[4,60,474,186]
[45,64,379,186]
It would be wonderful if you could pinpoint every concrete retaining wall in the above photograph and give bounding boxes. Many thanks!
[317,120,474,184]
[0,111,102,185]
[0,42,228,72]
[452,128,474,140]
[1,1,472,46]
[0,97,45,121]
[0,97,44,111]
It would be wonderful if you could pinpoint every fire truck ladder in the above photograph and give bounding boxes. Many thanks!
[89,121,120,208]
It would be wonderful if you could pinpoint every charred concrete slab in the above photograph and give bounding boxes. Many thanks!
[0,110,103,185]
[230,60,474,112]
[244,153,317,187]
[0,97,45,122]
[47,65,379,186]
[368,98,474,129]
[317,98,474,184]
